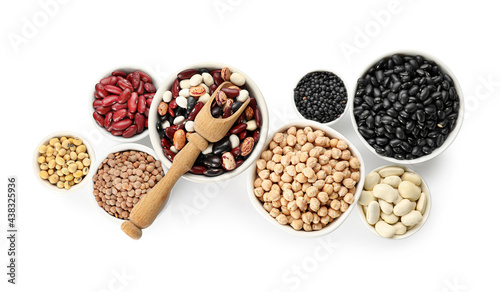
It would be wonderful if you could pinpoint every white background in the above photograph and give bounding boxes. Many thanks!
[1,0,499,291]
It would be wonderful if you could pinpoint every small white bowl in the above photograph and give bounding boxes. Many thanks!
[149,62,269,183]
[33,131,96,192]
[247,120,366,238]
[89,67,159,143]
[89,143,168,226]
[357,165,431,239]
[291,70,350,127]
[350,50,464,164]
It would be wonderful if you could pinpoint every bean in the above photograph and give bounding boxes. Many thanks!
[177,69,198,80]
[122,125,138,138]
[398,181,421,201]
[112,119,133,131]
[393,199,413,216]
[128,92,138,113]
[135,113,146,133]
[221,87,240,98]
[104,85,122,95]
[118,88,132,104]
[112,70,127,78]
[117,78,133,90]
[93,112,105,127]
[102,95,118,107]
[137,94,146,114]
[95,83,108,98]
[372,183,399,202]
[104,111,114,131]
[366,201,380,225]
[375,220,396,238]
[95,105,112,115]
[401,210,423,227]
[93,99,102,108]
[100,76,117,86]
[189,166,206,175]
[112,109,128,122]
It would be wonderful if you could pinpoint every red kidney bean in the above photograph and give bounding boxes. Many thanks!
[255,107,262,127]
[160,138,171,149]
[146,98,153,107]
[165,127,176,140]
[144,107,149,118]
[239,130,248,140]
[235,159,244,168]
[122,125,138,138]
[189,166,206,175]
[223,105,232,118]
[213,72,223,87]
[177,69,198,80]
[100,76,117,86]
[236,113,245,124]
[210,69,221,75]
[168,107,175,117]
[162,147,175,161]
[171,79,180,98]
[249,97,257,111]
[169,99,177,109]
[128,92,138,113]
[112,118,133,131]
[93,111,105,127]
[104,111,114,131]
[230,123,247,134]
[111,102,128,111]
[135,113,145,133]
[95,105,112,115]
[117,88,131,104]
[104,85,122,95]
[93,99,102,108]
[143,93,155,99]
[111,130,124,136]
[127,111,134,119]
[144,83,156,93]
[230,146,240,158]
[209,84,217,95]
[187,102,204,121]
[112,109,127,122]
[221,87,240,98]
[102,95,119,107]
[253,129,260,143]
[111,70,127,78]
[126,72,134,82]
[94,91,100,99]
[137,80,144,95]
[137,95,146,114]
[95,83,108,98]
[137,71,151,83]
[131,72,141,89]
[117,79,133,90]
[145,118,148,128]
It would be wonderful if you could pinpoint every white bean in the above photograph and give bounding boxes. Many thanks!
[202,143,213,155]
[401,210,423,227]
[246,120,257,131]
[229,134,240,148]
[236,90,249,103]
[185,121,195,132]
[161,120,170,129]
[180,79,191,89]
[401,172,422,186]
[179,88,190,97]
[230,72,246,86]
[202,72,214,86]
[381,176,402,188]
[393,222,407,235]
[198,93,211,104]
[162,90,172,102]
[393,199,413,216]
[176,96,188,109]
[358,190,376,206]
[189,74,202,86]
[366,201,380,225]
[416,192,427,213]
[378,166,404,177]
[372,183,399,203]
[381,212,399,224]
[375,220,396,238]
[398,181,421,201]
[379,199,393,214]
[173,116,185,125]
[364,171,380,191]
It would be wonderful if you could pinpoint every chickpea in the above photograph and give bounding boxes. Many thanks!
[324,175,334,184]
[322,165,333,175]
[341,150,351,160]
[256,159,266,170]
[272,200,281,208]
[281,155,291,166]
[272,146,283,155]
[306,186,319,197]
[254,177,263,188]
[301,182,311,193]
[307,132,316,143]
[287,127,297,136]
[331,148,341,159]
[258,169,270,180]
[297,134,307,145]
[261,150,273,161]
[318,155,329,166]
[295,162,306,173]
[290,209,301,219]
[286,135,297,146]
[287,200,298,211]
[290,155,300,165]
[329,159,338,169]
[340,200,349,212]
[281,206,291,216]
[344,192,355,204]
[314,180,325,190]
[302,167,315,178]
[283,146,293,155]
[270,208,280,218]
[273,133,285,143]
[328,208,341,219]
[316,170,327,181]
[254,187,264,197]
[262,179,272,191]
[266,160,276,171]
[281,172,293,183]
[302,212,313,224]
[291,219,304,230]
[335,160,349,171]
[349,157,360,169]
[331,199,341,210]
[296,173,308,183]
[296,197,307,211]
[263,203,273,212]
[351,171,360,182]
[299,152,308,163]
[337,140,348,150]
[306,157,317,168]
[272,154,282,163]
[276,214,288,225]
[310,198,320,212]
[269,141,278,150]
[303,223,312,231]
[318,206,328,217]
[291,181,301,192]
[301,142,314,153]
[271,184,281,192]
[333,171,344,183]
[282,182,292,191]
[270,172,280,182]
[333,182,341,192]
[312,213,320,224]
[318,192,329,204]
[323,184,334,195]
[283,189,294,201]
[339,186,348,197]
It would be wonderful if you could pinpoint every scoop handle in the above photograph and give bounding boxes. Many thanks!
[121,133,208,239]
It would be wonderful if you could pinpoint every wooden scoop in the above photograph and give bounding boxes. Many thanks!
[121,82,250,239]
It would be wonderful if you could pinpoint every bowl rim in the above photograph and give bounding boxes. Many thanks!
[88,66,159,143]
[148,61,269,183]
[247,119,366,238]
[33,131,96,193]
[356,164,432,239]
[291,69,350,127]
[88,143,168,225]
[349,49,465,164]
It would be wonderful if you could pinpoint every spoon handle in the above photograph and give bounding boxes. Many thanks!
[121,133,208,239]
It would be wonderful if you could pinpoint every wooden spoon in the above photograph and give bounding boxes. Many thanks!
[121,82,250,239]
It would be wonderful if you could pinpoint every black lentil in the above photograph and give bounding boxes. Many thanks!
[294,71,347,123]
[353,54,460,160]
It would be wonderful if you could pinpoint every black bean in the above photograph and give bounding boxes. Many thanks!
[211,106,223,118]
[404,103,417,113]
[202,154,222,168]
[203,168,224,177]
[376,137,389,146]
[395,127,406,140]
[213,137,231,156]
[359,127,375,138]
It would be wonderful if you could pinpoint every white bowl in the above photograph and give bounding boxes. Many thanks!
[89,67,159,143]
[247,120,366,238]
[291,70,350,127]
[149,62,269,183]
[89,143,168,226]
[350,50,465,164]
[357,165,431,239]
[33,131,96,193]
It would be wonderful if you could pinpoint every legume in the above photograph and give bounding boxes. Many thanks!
[92,150,164,220]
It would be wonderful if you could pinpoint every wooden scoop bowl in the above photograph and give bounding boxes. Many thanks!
[121,82,250,239]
